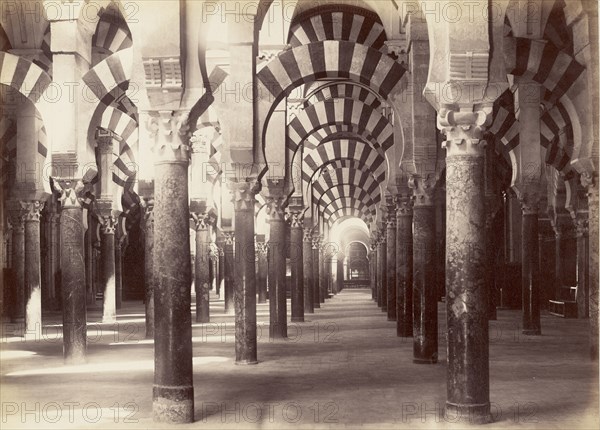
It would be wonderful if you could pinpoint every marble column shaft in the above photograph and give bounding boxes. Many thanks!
[396,199,413,337]
[443,119,490,423]
[99,214,117,324]
[256,242,268,304]
[586,182,598,361]
[303,229,314,313]
[22,201,44,338]
[521,203,541,335]
[412,198,437,364]
[231,182,258,364]
[290,214,304,322]
[312,238,321,308]
[192,213,211,324]
[9,212,25,321]
[267,208,287,339]
[56,182,87,363]
[386,213,397,321]
[144,202,155,339]
[378,235,387,312]
[223,232,235,315]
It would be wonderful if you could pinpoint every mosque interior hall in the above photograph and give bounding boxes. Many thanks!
[0,0,599,428]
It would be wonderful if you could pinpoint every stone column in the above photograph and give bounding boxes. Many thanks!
[256,241,268,303]
[265,189,287,339]
[97,209,118,324]
[115,233,125,310]
[319,238,327,302]
[312,236,321,308]
[519,189,541,335]
[583,176,598,361]
[441,110,491,423]
[378,231,387,312]
[370,243,378,302]
[575,215,589,318]
[289,209,304,323]
[54,180,87,363]
[143,199,155,338]
[150,111,193,423]
[303,228,314,314]
[410,175,437,363]
[222,231,235,315]
[49,212,61,310]
[336,252,344,293]
[8,207,25,322]
[217,246,225,298]
[191,211,212,323]
[396,194,413,337]
[485,145,501,320]
[21,200,44,338]
[386,199,397,321]
[230,181,259,363]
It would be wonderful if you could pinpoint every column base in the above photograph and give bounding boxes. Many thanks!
[444,401,491,425]
[235,360,258,365]
[522,329,541,336]
[64,354,86,365]
[314,303,321,309]
[291,317,304,322]
[413,357,438,365]
[152,385,194,424]
[196,316,210,324]
[387,317,396,322]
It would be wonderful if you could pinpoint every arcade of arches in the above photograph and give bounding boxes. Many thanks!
[0,0,599,427]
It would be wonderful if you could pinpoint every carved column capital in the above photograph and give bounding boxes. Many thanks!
[517,186,541,215]
[395,194,414,217]
[288,209,304,228]
[143,199,155,228]
[303,228,314,243]
[256,241,269,256]
[438,107,492,157]
[575,216,589,237]
[148,110,192,164]
[96,129,115,154]
[265,196,286,221]
[53,179,86,209]
[20,200,44,222]
[409,174,437,207]
[8,203,25,232]
[223,231,235,246]
[99,215,118,235]
[229,181,260,212]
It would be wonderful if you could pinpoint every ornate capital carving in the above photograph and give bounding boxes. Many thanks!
[288,210,304,228]
[575,216,589,237]
[229,181,260,212]
[516,183,541,215]
[147,110,191,163]
[409,174,437,207]
[256,241,269,256]
[53,179,86,209]
[99,215,118,235]
[20,200,44,222]
[438,107,492,157]
[265,196,286,221]
[8,202,25,232]
[395,194,414,216]
[303,228,314,243]
[223,231,235,246]
[96,129,114,155]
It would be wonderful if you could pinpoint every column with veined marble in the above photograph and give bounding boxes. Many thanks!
[149,111,194,423]
[142,197,155,338]
[229,181,260,363]
[441,109,491,422]
[256,240,268,304]
[265,184,287,339]
[53,179,87,363]
[303,227,314,314]
[396,193,413,337]
[8,204,25,322]
[312,235,321,308]
[222,231,235,315]
[97,206,118,324]
[288,207,304,322]
[378,226,387,313]
[21,200,45,339]
[369,242,377,302]
[191,210,214,324]
[386,197,397,321]
[410,174,437,363]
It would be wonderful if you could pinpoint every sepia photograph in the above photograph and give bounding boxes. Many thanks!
[0,0,598,428]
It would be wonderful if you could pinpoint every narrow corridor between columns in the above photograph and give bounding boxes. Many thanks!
[1,289,598,429]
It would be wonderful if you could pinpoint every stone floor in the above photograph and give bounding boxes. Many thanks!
[1,289,598,429]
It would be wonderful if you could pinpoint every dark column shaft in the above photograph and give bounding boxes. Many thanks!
[290,222,304,322]
[152,159,193,423]
[336,255,344,293]
[144,205,155,339]
[10,214,25,321]
[232,183,258,364]
[397,204,413,337]
[268,217,287,338]
[303,230,314,313]
[445,146,490,423]
[100,218,117,323]
[312,240,321,308]
[223,233,235,315]
[522,211,541,335]
[256,242,268,304]
[59,198,87,363]
[194,218,210,323]
[23,201,43,338]
[386,217,397,321]
[378,238,387,312]
[319,244,326,303]
[575,219,589,318]
[370,247,377,302]
[413,204,437,363]
[115,238,123,310]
